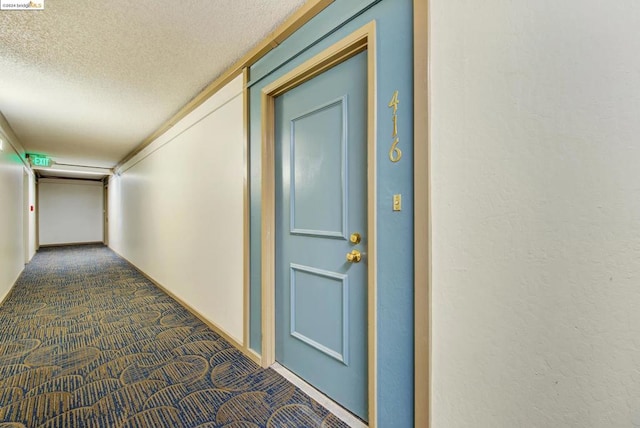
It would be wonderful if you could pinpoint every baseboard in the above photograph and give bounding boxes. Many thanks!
[144,273,246,355]
[0,285,16,306]
[0,282,20,306]
[39,241,104,248]
[108,247,261,365]
[0,267,23,306]
[247,348,263,366]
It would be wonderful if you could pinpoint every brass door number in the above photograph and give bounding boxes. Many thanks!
[388,90,402,163]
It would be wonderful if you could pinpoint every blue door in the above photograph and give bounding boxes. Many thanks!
[275,51,368,420]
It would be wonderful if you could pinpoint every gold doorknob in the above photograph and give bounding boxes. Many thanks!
[350,232,361,244]
[346,249,362,263]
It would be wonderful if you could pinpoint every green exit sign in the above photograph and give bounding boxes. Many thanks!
[29,154,51,167]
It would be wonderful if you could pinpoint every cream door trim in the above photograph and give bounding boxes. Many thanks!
[242,67,256,363]
[414,0,431,426]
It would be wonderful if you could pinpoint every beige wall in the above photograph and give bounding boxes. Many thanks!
[109,75,245,343]
[26,171,36,257]
[432,1,640,426]
[39,178,104,245]
[0,124,35,301]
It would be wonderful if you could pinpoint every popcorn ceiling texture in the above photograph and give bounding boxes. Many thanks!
[0,0,305,167]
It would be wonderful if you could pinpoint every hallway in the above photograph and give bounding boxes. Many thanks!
[6,0,640,425]
[0,1,421,425]
[0,245,348,427]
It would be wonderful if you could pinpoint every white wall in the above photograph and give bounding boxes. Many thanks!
[109,75,245,343]
[0,146,24,300]
[39,179,104,245]
[21,169,37,261]
[432,1,640,426]
[28,173,36,256]
[0,123,36,301]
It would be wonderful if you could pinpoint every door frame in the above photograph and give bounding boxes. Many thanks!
[23,168,29,263]
[260,21,378,426]
[414,0,431,427]
[103,181,109,246]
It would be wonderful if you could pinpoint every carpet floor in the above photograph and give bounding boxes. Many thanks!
[0,245,348,428]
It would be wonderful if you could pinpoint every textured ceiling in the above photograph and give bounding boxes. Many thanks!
[0,0,306,168]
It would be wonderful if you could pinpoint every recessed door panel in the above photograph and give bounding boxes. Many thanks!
[290,97,347,238]
[290,264,349,364]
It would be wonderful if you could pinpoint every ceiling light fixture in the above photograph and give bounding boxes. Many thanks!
[32,167,111,176]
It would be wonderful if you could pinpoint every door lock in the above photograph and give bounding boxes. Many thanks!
[349,232,361,244]
[346,249,362,263]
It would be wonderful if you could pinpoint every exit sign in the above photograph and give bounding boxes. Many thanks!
[29,154,51,167]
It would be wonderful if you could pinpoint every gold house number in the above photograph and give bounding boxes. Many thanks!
[388,90,402,162]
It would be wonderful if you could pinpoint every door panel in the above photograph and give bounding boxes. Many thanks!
[290,264,348,363]
[275,51,368,420]
[289,97,347,238]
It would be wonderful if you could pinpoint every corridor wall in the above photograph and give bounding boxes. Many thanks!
[108,75,245,344]
[39,178,104,245]
[432,0,640,426]
[25,170,36,258]
[0,120,35,301]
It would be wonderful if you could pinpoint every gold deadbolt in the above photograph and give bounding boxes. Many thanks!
[346,249,362,263]
[350,232,362,244]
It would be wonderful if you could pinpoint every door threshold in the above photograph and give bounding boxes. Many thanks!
[271,362,368,428]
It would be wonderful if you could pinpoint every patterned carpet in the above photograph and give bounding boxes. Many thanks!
[0,245,348,428]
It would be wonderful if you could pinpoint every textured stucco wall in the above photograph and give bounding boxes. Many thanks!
[432,1,640,426]
[0,138,24,300]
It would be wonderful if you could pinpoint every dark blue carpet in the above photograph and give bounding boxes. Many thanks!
[0,245,347,428]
